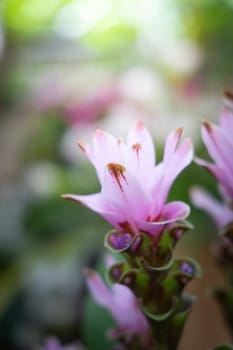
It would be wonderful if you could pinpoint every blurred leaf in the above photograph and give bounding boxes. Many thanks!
[213,346,233,350]
[177,0,233,79]
[84,21,136,53]
[3,0,74,37]
[23,115,67,162]
[23,196,108,242]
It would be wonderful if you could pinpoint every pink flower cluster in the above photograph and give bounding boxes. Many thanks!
[63,121,193,237]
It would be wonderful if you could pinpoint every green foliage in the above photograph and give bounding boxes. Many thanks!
[3,0,74,37]
[177,0,233,79]
[82,295,115,350]
[23,115,67,163]
[82,259,115,350]
[84,21,136,53]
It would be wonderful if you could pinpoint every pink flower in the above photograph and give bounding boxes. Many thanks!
[192,108,233,228]
[43,337,84,350]
[191,187,233,228]
[85,268,150,346]
[63,121,193,237]
[65,86,120,126]
[196,109,233,203]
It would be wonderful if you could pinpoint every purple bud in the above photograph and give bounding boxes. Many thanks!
[110,232,132,250]
[181,262,194,276]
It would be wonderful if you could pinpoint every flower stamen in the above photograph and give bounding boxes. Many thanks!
[107,163,127,191]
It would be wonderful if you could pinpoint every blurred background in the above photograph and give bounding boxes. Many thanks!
[0,0,233,349]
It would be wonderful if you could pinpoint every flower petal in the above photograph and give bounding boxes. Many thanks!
[62,193,129,230]
[151,137,193,217]
[219,109,233,139]
[126,121,155,191]
[45,338,61,350]
[202,121,233,175]
[85,269,149,339]
[102,163,151,233]
[138,201,190,236]
[191,186,233,228]
[161,201,190,221]
[85,269,113,308]
[195,157,233,198]
[86,129,125,183]
[163,128,183,162]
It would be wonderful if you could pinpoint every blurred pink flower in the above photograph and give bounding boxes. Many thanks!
[43,337,84,350]
[192,108,233,228]
[191,187,233,228]
[85,268,150,346]
[196,109,233,202]
[63,121,193,237]
[65,87,120,126]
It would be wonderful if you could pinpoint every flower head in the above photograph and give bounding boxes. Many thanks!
[192,107,233,228]
[63,121,193,237]
[85,267,150,346]
[196,109,233,203]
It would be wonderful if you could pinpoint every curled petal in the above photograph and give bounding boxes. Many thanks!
[139,201,190,237]
[161,201,190,221]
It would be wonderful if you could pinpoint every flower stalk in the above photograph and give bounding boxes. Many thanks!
[105,221,200,349]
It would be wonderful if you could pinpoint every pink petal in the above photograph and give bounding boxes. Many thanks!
[191,186,233,228]
[163,128,183,162]
[161,201,190,221]
[85,269,149,340]
[195,157,233,198]
[111,284,149,336]
[219,109,233,137]
[62,193,105,213]
[150,137,193,217]
[62,193,128,230]
[45,338,61,350]
[202,121,233,175]
[102,163,151,233]
[88,129,125,183]
[126,121,155,191]
[164,137,193,181]
[85,269,113,308]
[137,220,164,236]
[138,201,190,236]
